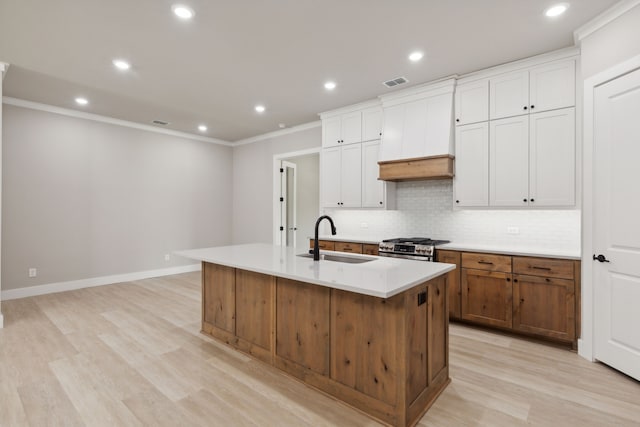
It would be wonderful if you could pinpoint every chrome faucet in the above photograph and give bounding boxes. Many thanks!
[313,215,337,261]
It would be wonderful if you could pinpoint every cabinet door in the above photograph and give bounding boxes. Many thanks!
[362,107,383,142]
[490,70,529,120]
[340,143,362,208]
[437,250,461,320]
[513,274,575,341]
[490,116,529,206]
[380,104,405,161]
[401,98,429,160]
[455,79,489,125]
[529,108,575,206]
[203,263,236,333]
[362,140,384,208]
[461,269,513,328]
[321,147,342,208]
[529,60,575,113]
[341,111,362,145]
[322,116,341,147]
[454,122,489,206]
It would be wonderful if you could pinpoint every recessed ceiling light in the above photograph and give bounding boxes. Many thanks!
[112,59,131,71]
[324,81,337,90]
[255,105,266,113]
[409,51,424,62]
[545,3,569,17]
[198,125,208,132]
[172,4,195,19]
[75,97,89,106]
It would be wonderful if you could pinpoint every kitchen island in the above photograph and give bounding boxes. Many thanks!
[176,243,455,427]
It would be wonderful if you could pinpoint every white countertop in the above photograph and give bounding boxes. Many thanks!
[439,242,581,260]
[175,243,454,299]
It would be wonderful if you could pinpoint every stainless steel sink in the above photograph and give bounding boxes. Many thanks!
[297,253,376,264]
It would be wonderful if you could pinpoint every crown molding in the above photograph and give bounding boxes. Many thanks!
[574,0,640,43]
[234,120,321,146]
[318,99,381,120]
[2,97,233,146]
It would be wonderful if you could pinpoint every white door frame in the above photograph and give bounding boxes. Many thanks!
[281,160,297,247]
[272,147,321,246]
[580,53,640,360]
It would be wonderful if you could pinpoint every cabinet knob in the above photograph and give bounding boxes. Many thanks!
[524,106,528,110]
[530,198,535,202]
[523,198,527,202]
[530,105,535,109]
[455,200,460,204]
[379,201,383,205]
[379,132,382,136]
[456,118,460,122]
[514,279,518,283]
[506,277,511,282]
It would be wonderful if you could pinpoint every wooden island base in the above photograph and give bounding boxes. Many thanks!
[201,262,450,427]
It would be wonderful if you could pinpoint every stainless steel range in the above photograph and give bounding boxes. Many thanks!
[378,237,450,262]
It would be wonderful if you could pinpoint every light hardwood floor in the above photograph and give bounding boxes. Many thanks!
[1,272,638,426]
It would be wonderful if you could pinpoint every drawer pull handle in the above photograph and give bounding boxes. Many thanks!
[532,266,552,271]
[478,261,494,265]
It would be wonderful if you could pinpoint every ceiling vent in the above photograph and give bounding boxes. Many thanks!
[383,77,408,88]
[152,120,169,126]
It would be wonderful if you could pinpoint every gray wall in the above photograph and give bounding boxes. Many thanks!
[580,4,640,79]
[2,105,233,290]
[232,125,321,245]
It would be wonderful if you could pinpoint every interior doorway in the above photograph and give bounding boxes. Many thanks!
[273,148,320,250]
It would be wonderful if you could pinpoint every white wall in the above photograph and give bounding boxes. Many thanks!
[232,125,321,244]
[325,180,581,253]
[1,104,233,291]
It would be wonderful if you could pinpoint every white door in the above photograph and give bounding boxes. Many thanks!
[529,107,575,206]
[362,140,383,207]
[490,70,529,120]
[455,79,489,126]
[490,115,529,206]
[454,122,489,207]
[281,161,297,247]
[593,68,640,381]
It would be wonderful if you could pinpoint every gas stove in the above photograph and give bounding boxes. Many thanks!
[378,237,450,262]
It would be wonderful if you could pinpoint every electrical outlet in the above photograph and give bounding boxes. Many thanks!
[507,226,520,235]
[28,268,37,278]
[360,222,369,229]
[164,254,171,262]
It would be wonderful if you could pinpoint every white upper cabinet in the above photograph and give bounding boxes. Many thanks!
[490,70,530,120]
[490,116,530,206]
[455,79,489,126]
[362,107,383,142]
[321,111,362,147]
[454,122,489,207]
[529,107,575,206]
[321,147,342,208]
[379,104,404,161]
[529,60,575,114]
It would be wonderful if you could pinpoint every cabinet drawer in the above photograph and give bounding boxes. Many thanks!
[335,241,363,254]
[362,244,379,256]
[461,252,512,272]
[309,239,336,251]
[513,256,574,280]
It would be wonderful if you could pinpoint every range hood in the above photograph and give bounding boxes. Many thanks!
[377,78,456,182]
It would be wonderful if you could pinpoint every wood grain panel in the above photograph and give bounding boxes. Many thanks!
[461,269,512,328]
[429,276,447,381]
[308,239,335,251]
[331,289,400,406]
[406,286,427,404]
[362,244,380,256]
[462,252,512,272]
[437,250,461,319]
[203,263,235,333]
[276,278,330,375]
[334,242,363,254]
[513,274,575,341]
[378,155,454,181]
[513,256,574,280]
[235,270,273,351]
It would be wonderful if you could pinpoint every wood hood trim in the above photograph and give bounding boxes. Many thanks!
[378,155,454,182]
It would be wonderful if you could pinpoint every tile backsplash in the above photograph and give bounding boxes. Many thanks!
[324,180,581,252]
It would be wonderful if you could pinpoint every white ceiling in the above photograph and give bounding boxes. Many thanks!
[0,0,617,142]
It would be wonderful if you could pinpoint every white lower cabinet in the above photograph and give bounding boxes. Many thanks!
[454,122,489,206]
[362,140,395,208]
[321,144,362,208]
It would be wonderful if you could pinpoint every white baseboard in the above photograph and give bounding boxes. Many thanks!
[0,312,4,328]
[0,264,201,301]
